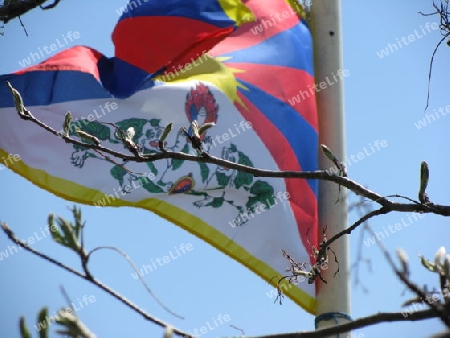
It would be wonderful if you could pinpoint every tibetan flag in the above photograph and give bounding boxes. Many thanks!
[0,0,318,313]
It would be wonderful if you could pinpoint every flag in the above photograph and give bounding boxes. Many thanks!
[0,0,318,313]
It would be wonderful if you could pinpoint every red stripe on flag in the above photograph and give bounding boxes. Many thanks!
[113,16,233,74]
[14,46,103,81]
[228,62,318,131]
[237,93,318,259]
[213,0,302,56]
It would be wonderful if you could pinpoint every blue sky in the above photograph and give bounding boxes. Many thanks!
[0,0,449,337]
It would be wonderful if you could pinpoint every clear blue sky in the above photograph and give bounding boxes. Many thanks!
[0,0,449,337]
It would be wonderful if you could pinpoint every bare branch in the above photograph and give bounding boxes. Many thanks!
[421,1,450,111]
[424,34,448,111]
[251,308,438,338]
[322,207,390,251]
[0,223,193,338]
[349,195,374,293]
[87,246,184,319]
[7,98,450,219]
[0,0,61,24]
[365,225,450,328]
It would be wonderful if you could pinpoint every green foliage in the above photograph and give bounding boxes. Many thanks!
[403,247,450,306]
[54,310,95,338]
[38,308,49,338]
[20,306,95,338]
[19,317,32,338]
[48,207,83,253]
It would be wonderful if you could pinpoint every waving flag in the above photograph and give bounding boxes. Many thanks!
[0,0,318,313]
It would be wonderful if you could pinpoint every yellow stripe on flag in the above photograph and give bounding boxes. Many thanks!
[0,146,316,314]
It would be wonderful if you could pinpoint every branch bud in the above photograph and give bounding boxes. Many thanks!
[435,246,446,269]
[420,254,438,273]
[63,111,72,137]
[396,248,409,277]
[419,161,430,203]
[198,122,215,136]
[75,128,100,146]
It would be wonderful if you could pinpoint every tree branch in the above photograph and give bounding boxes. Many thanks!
[9,100,450,219]
[87,246,184,319]
[0,0,60,24]
[5,82,450,336]
[251,308,438,338]
[0,222,193,338]
[365,224,450,328]
[323,206,390,250]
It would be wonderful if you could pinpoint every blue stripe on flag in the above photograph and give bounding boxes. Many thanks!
[238,80,318,194]
[219,24,314,76]
[0,71,112,108]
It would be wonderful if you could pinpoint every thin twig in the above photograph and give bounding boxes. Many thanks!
[60,285,75,313]
[320,207,390,256]
[18,16,28,36]
[421,0,450,111]
[87,246,184,319]
[0,223,193,338]
[349,195,373,293]
[40,0,61,10]
[424,34,449,111]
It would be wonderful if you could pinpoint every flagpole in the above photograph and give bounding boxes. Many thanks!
[310,0,351,333]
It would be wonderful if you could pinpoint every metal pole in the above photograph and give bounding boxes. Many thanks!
[310,0,351,333]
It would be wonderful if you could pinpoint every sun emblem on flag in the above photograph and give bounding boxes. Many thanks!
[184,83,218,142]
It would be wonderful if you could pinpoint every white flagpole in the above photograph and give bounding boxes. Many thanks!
[310,0,351,333]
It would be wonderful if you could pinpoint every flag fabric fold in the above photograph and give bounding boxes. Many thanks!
[0,0,318,313]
